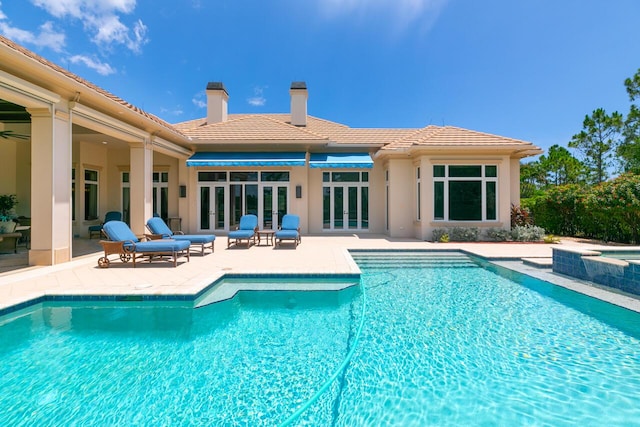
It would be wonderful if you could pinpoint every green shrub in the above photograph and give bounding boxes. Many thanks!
[449,227,479,242]
[510,204,533,227]
[543,234,560,244]
[432,228,448,242]
[527,184,587,236]
[511,225,545,241]
[486,228,511,242]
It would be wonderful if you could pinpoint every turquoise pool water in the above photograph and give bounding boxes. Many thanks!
[1,252,640,425]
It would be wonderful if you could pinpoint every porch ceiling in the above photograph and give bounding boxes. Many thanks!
[0,99,30,122]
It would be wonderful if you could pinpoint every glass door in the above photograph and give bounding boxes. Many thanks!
[322,171,369,232]
[261,185,288,230]
[198,185,226,232]
[323,185,368,231]
[229,183,258,229]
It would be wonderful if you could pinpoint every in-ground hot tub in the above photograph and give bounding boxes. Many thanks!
[552,247,640,295]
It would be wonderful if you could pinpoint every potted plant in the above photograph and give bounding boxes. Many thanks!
[0,194,18,233]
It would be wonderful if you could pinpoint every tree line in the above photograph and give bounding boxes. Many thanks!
[521,68,640,198]
[521,68,640,243]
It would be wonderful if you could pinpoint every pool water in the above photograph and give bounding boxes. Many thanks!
[1,252,640,426]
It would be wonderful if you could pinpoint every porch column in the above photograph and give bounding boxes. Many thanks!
[129,139,153,235]
[178,160,190,231]
[27,105,72,265]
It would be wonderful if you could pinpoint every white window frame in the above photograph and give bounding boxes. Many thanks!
[433,164,498,222]
[84,168,99,221]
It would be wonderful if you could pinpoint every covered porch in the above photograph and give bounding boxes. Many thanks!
[0,52,193,267]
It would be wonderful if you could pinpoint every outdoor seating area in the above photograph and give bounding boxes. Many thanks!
[100,220,190,268]
[227,214,258,248]
[146,217,215,255]
[275,214,301,248]
[89,211,122,239]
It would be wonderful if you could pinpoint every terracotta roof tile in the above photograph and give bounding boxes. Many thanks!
[175,113,414,145]
[181,115,328,141]
[0,35,185,140]
[382,126,539,151]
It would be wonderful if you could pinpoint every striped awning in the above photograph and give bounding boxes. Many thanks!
[309,153,373,169]
[186,152,306,167]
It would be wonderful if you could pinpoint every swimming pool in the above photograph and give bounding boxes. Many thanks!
[1,252,639,425]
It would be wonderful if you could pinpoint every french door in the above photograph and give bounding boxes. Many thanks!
[198,177,289,232]
[198,185,226,232]
[260,185,288,230]
[323,185,368,231]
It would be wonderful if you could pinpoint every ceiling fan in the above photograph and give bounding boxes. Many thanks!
[0,130,29,140]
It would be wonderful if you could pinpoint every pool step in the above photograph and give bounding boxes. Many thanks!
[351,253,478,269]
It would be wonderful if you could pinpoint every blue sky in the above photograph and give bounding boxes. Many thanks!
[1,0,640,157]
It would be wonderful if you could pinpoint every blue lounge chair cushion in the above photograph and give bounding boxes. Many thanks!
[104,220,140,242]
[133,240,190,252]
[274,229,298,239]
[89,211,122,237]
[104,221,189,252]
[228,214,258,238]
[146,217,215,243]
[275,215,301,247]
[228,229,256,239]
[280,214,299,231]
[172,235,215,244]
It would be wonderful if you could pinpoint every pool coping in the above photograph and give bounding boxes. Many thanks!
[2,245,640,318]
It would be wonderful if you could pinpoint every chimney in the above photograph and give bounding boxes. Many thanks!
[290,81,308,127]
[206,82,228,124]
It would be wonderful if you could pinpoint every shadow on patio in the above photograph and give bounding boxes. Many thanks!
[0,238,102,275]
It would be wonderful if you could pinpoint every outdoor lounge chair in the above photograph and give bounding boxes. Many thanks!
[227,214,258,248]
[99,220,190,268]
[146,217,215,255]
[275,214,301,248]
[88,211,122,239]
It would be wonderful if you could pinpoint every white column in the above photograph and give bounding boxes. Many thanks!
[27,105,72,265]
[129,139,153,235]
[178,160,189,231]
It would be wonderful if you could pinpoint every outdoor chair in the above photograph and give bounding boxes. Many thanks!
[227,214,258,248]
[146,217,215,255]
[275,214,301,248]
[99,220,190,268]
[89,211,122,239]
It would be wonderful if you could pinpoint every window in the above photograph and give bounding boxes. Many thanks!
[84,169,99,221]
[153,172,169,220]
[433,165,498,221]
[416,167,421,221]
[121,172,130,224]
[71,168,76,221]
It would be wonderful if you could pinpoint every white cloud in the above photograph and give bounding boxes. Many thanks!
[160,106,184,116]
[247,86,267,107]
[68,54,115,75]
[31,0,148,53]
[192,93,206,109]
[0,2,66,52]
[317,0,448,32]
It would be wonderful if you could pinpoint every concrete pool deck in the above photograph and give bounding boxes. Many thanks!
[1,235,640,314]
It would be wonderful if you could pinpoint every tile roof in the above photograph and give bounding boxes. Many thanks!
[180,115,328,141]
[0,35,186,141]
[1,34,540,156]
[381,126,539,151]
[175,114,415,145]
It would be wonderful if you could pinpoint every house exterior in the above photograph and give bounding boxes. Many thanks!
[0,35,542,266]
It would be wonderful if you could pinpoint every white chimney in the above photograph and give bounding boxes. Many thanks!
[206,82,228,124]
[290,81,308,127]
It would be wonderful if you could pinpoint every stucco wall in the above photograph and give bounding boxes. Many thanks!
[386,158,415,238]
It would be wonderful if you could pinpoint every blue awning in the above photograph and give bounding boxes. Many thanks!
[187,152,307,167]
[309,153,373,169]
